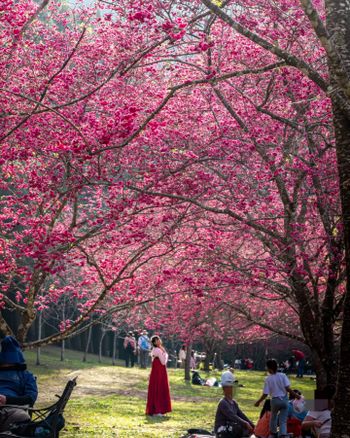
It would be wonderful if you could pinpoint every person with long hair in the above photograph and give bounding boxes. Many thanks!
[145,335,172,417]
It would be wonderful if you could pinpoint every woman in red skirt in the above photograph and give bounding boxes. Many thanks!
[146,335,172,417]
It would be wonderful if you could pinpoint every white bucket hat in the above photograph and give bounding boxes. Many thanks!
[221,370,235,387]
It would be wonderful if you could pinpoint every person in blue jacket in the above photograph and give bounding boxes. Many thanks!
[0,336,38,431]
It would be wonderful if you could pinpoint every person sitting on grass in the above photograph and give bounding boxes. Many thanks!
[214,370,255,438]
[0,336,38,432]
[287,389,307,438]
[302,385,335,438]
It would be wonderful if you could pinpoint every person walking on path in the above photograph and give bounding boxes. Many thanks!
[0,336,38,431]
[145,335,171,417]
[138,331,150,369]
[255,359,300,438]
[292,349,305,378]
[123,332,136,368]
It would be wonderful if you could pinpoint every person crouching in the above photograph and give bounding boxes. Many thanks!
[214,371,255,438]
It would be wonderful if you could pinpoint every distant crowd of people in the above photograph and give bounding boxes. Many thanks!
[278,349,314,378]
[140,337,331,438]
[123,330,151,369]
[233,358,254,370]
[214,359,333,438]
[0,333,330,438]
[124,331,311,380]
[123,333,198,371]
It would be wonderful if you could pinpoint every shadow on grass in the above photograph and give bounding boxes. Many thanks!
[145,415,171,423]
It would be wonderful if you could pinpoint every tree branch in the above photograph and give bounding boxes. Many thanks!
[200,0,328,91]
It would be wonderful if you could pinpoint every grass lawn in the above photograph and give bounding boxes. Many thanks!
[24,347,316,437]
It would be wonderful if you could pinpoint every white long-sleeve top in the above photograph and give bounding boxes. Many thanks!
[152,347,168,366]
[179,349,186,362]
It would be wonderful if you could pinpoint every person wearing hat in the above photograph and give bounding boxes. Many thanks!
[123,332,137,368]
[0,336,38,431]
[214,370,255,438]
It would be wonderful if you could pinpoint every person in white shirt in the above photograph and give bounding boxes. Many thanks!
[255,359,300,438]
[190,350,196,370]
[302,385,335,438]
[178,345,186,368]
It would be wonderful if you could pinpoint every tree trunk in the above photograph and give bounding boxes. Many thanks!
[216,351,224,371]
[99,331,106,363]
[112,331,117,365]
[61,301,66,362]
[204,351,211,372]
[312,353,329,390]
[36,311,42,366]
[184,343,192,381]
[82,325,92,362]
[329,101,350,438]
[61,339,65,362]
[325,2,350,435]
[292,279,336,388]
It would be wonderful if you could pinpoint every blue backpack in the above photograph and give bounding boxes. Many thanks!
[140,336,149,350]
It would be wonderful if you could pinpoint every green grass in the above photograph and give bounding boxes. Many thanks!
[23,347,316,437]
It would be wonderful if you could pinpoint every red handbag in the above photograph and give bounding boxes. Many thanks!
[254,411,271,437]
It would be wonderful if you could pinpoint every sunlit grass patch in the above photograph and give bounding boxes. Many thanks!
[23,348,316,437]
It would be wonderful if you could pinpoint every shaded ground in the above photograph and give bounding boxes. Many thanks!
[37,365,212,404]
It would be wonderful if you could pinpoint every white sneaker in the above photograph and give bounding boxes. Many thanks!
[154,413,164,417]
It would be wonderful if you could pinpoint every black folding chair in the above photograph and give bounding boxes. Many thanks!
[0,377,77,438]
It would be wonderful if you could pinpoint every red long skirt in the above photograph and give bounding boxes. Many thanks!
[146,357,172,415]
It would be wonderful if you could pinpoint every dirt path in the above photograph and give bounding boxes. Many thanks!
[37,366,138,403]
[37,366,206,404]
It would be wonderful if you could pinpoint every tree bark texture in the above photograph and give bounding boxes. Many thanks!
[82,325,92,363]
[325,1,350,435]
[184,343,192,381]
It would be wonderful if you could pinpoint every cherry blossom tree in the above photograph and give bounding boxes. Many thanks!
[2,0,350,434]
[0,0,189,345]
[192,2,350,433]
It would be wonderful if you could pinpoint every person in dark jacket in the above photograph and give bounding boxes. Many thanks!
[123,332,136,368]
[0,336,38,431]
[214,371,254,438]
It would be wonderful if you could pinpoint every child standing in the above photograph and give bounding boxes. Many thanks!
[255,359,300,438]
